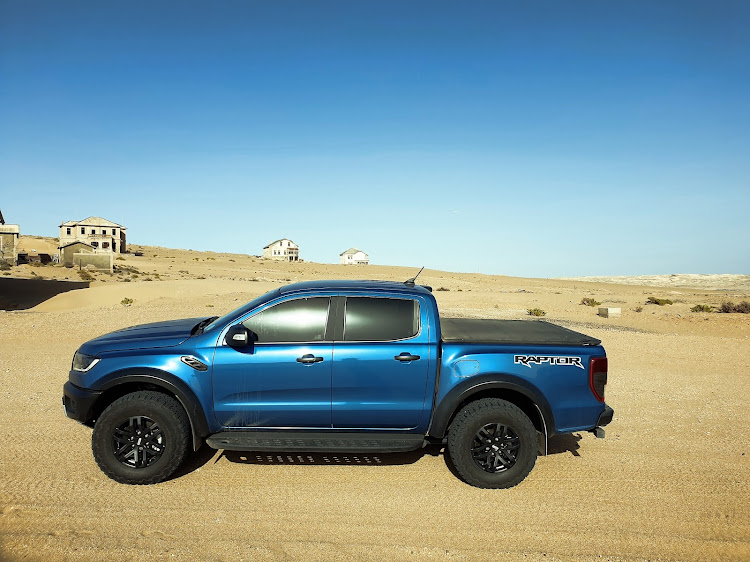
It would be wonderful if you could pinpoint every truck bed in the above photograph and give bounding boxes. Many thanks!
[440,318,601,346]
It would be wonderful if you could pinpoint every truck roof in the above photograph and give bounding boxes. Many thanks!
[279,279,434,296]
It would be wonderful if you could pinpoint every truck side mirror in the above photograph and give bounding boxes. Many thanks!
[225,325,256,347]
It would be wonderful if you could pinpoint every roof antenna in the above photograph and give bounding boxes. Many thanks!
[404,266,424,286]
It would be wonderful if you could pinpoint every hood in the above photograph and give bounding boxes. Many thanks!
[79,317,209,355]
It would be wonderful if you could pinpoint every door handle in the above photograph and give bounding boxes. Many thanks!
[297,354,324,364]
[394,353,421,362]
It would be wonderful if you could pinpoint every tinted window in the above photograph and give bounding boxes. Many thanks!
[242,297,329,342]
[344,297,420,341]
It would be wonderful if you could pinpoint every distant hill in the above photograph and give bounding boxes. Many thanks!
[557,274,750,291]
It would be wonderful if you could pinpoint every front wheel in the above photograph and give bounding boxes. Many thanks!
[447,398,538,489]
[92,391,191,485]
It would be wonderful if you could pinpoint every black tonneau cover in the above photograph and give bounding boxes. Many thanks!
[440,318,601,347]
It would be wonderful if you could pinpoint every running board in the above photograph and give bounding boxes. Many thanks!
[206,431,426,453]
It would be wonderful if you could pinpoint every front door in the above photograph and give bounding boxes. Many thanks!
[212,297,333,428]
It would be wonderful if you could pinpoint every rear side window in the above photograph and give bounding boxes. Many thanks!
[242,297,329,342]
[344,297,420,341]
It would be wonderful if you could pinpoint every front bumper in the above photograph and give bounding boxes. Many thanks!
[62,381,102,423]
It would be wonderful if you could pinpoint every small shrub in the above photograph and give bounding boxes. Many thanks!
[691,304,713,313]
[29,261,45,267]
[527,308,546,317]
[646,296,673,306]
[78,270,94,281]
[116,257,125,261]
[2,272,10,276]
[131,273,139,279]
[634,306,643,313]
[436,287,450,291]
[206,304,214,308]
[229,259,235,262]
[143,277,152,281]
[719,301,750,313]
[0,261,11,271]
[580,297,601,307]
[120,297,133,306]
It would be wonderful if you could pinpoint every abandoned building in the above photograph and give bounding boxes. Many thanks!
[0,209,20,265]
[263,239,299,261]
[58,217,127,254]
[59,241,95,266]
[340,248,370,265]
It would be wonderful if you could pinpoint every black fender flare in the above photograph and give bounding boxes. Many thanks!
[428,373,556,440]
[94,368,211,451]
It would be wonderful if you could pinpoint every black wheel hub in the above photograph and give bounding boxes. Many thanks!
[112,416,165,468]
[471,423,520,473]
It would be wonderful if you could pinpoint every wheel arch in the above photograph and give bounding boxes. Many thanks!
[91,368,211,451]
[428,374,555,442]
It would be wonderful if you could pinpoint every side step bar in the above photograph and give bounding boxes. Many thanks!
[206,431,426,453]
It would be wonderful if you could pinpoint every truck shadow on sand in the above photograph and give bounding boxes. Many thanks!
[175,434,583,480]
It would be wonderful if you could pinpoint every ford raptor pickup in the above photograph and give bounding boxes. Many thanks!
[63,279,613,488]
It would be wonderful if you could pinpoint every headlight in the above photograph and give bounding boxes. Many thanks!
[72,352,100,372]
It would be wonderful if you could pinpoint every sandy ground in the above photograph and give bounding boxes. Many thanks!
[1,238,749,561]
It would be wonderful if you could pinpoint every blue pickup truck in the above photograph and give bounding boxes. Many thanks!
[63,279,613,488]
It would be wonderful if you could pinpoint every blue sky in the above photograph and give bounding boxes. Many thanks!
[1,1,748,277]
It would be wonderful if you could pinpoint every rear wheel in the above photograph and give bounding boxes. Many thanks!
[92,391,191,485]
[447,398,537,489]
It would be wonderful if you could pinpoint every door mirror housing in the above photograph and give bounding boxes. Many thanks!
[225,325,256,347]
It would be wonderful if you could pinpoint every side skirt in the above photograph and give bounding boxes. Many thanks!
[206,431,426,453]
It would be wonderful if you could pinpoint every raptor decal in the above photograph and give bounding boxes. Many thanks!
[514,355,585,369]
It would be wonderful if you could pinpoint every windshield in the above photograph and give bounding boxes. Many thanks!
[202,288,281,333]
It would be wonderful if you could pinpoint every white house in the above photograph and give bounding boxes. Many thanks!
[340,248,369,265]
[263,238,299,261]
[59,217,127,254]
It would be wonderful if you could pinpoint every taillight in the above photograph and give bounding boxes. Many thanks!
[589,357,607,402]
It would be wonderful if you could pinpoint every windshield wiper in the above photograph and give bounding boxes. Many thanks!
[192,316,219,336]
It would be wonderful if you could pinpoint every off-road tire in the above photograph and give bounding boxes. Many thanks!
[92,391,191,485]
[447,398,537,489]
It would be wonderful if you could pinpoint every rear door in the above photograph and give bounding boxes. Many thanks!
[331,296,431,429]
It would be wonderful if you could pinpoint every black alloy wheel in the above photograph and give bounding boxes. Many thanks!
[447,398,538,489]
[92,391,191,485]
[471,423,520,473]
[113,416,165,468]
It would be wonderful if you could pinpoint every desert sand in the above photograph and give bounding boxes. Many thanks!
[1,237,749,561]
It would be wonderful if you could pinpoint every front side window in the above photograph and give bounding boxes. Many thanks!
[66,228,71,235]
[344,297,420,341]
[80,227,85,234]
[242,297,329,343]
